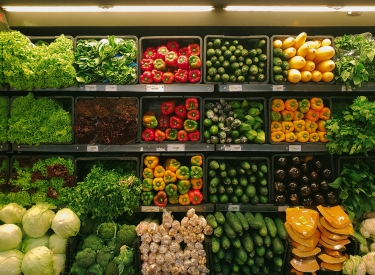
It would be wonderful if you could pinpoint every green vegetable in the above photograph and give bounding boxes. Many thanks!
[272,236,284,255]
[232,237,242,248]
[51,208,81,239]
[214,211,226,225]
[116,224,136,246]
[113,245,134,275]
[214,225,223,237]
[250,230,263,247]
[21,246,55,275]
[225,211,243,236]
[264,217,277,238]
[82,234,104,252]
[22,203,56,238]
[254,212,268,236]
[220,234,231,250]
[236,246,248,263]
[241,232,254,253]
[75,247,97,268]
[206,214,218,228]
[274,217,288,240]
[235,212,249,231]
[245,212,262,229]
[263,234,272,247]
[212,236,221,253]
[87,263,104,275]
[223,221,237,239]
[0,98,7,143]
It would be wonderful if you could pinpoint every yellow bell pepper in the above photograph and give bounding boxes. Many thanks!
[164,158,181,172]
[293,120,305,132]
[179,194,190,205]
[318,131,328,142]
[281,121,294,133]
[271,121,282,132]
[142,168,154,179]
[293,110,304,121]
[309,132,320,142]
[305,119,318,133]
[296,131,309,142]
[144,155,159,169]
[285,132,297,142]
[153,177,165,191]
[164,170,177,183]
[153,165,165,178]
[271,131,285,142]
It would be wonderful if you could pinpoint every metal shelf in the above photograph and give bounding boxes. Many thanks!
[215,143,328,152]
[134,203,214,213]
[80,83,215,92]
[0,143,10,152]
[216,203,288,212]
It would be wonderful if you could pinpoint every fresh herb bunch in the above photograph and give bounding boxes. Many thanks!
[74,36,138,84]
[0,97,7,143]
[329,158,375,220]
[8,92,73,145]
[66,163,142,225]
[326,96,375,155]
[1,31,76,90]
[334,32,375,90]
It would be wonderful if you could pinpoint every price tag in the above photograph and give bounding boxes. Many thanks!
[289,145,301,152]
[167,144,185,151]
[272,85,284,91]
[139,147,144,152]
[228,205,240,211]
[341,85,352,91]
[229,85,242,92]
[87,145,99,152]
[146,85,164,92]
[141,206,160,212]
[105,85,117,91]
[85,85,97,91]
[156,146,166,151]
[278,206,289,212]
[230,145,242,151]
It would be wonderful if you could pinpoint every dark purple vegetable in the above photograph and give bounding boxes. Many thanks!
[310,170,319,180]
[300,162,309,173]
[322,168,332,179]
[300,175,309,185]
[275,169,286,180]
[314,160,323,169]
[274,194,286,205]
[302,197,313,206]
[292,156,301,165]
[319,180,330,191]
[289,193,299,205]
[288,182,298,192]
[300,185,311,197]
[289,167,301,179]
[276,157,288,167]
[274,182,286,193]
[314,193,325,205]
[327,191,338,205]
[310,182,319,193]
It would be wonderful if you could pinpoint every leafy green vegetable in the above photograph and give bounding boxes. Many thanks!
[326,96,375,155]
[0,97,8,143]
[329,158,375,220]
[74,36,137,84]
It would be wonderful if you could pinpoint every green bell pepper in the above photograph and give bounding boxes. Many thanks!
[177,180,191,194]
[271,111,282,121]
[190,166,203,179]
[142,178,153,192]
[244,129,258,141]
[165,184,178,197]
[176,166,190,180]
[141,191,154,206]
[254,129,265,144]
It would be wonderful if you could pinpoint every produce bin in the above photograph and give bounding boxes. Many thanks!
[203,35,270,84]
[202,97,268,144]
[139,96,203,143]
[269,96,331,145]
[272,153,336,207]
[140,153,206,206]
[0,155,9,185]
[74,35,138,85]
[138,36,203,84]
[270,34,336,85]
[28,35,75,50]
[74,96,139,144]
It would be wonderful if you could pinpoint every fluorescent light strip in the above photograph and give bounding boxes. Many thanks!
[224,6,375,12]
[2,5,214,12]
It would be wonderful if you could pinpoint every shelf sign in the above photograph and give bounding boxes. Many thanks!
[272,85,284,91]
[228,205,240,211]
[146,85,164,92]
[105,85,117,91]
[289,144,301,152]
[277,206,289,212]
[167,144,185,151]
[141,206,160,212]
[87,145,99,152]
[228,85,242,92]
[85,85,97,91]
[156,146,166,151]
[341,85,352,91]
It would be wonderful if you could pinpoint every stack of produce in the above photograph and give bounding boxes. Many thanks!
[270,97,330,143]
[209,211,288,274]
[273,155,336,206]
[272,32,335,83]
[136,208,212,274]
[140,40,202,84]
[141,97,200,142]
[141,155,204,206]
[74,36,138,85]
[287,206,353,274]
[0,97,7,143]
[0,203,80,275]
[207,158,269,205]
[203,99,265,144]
[204,37,268,83]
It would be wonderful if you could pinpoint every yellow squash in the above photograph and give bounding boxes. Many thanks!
[316,60,335,73]
[290,257,320,273]
[318,253,348,264]
[317,205,351,229]
[289,56,307,70]
[293,32,307,49]
[320,234,350,246]
[313,45,335,65]
[281,37,296,50]
[317,220,349,240]
[320,217,354,236]
[286,208,319,237]
[292,247,321,258]
[321,262,343,272]
[286,222,320,247]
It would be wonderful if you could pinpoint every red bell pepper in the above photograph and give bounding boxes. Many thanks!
[153,59,167,72]
[162,72,175,84]
[170,116,183,129]
[141,58,154,71]
[175,104,187,119]
[157,113,170,131]
[185,97,199,111]
[154,191,168,207]
[142,128,155,142]
[166,41,180,52]
[175,69,188,83]
[188,130,200,142]
[187,43,200,56]
[142,111,158,128]
[140,71,153,84]
[177,130,189,142]
[161,100,177,115]
[156,45,169,60]
[165,128,178,141]
[154,129,166,142]
[151,69,163,83]
[188,69,201,83]
[143,46,157,59]
[165,51,178,67]
[188,189,203,204]
[178,47,189,57]
[177,55,189,70]
[187,109,200,121]
[188,55,202,69]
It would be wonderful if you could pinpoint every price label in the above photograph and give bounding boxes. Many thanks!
[341,85,352,91]
[167,144,185,151]
[105,85,117,91]
[85,85,97,91]
[289,145,301,152]
[278,206,289,212]
[87,145,99,152]
[146,85,164,92]
[228,205,240,211]
[139,147,144,152]
[229,85,243,92]
[156,146,166,151]
[230,145,241,151]
[272,85,284,91]
[141,206,160,212]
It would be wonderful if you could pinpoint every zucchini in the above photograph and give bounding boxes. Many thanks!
[206,214,218,229]
[235,211,249,231]
[264,216,277,238]
[274,217,288,240]
[245,211,262,229]
[221,234,232,249]
[225,211,243,236]
[241,232,254,253]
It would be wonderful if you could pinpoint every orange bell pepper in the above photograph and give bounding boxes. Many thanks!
[285,98,299,111]
[271,131,285,142]
[305,119,318,133]
[293,110,304,121]
[305,109,320,122]
[271,121,282,132]
[281,121,294,133]
[318,131,328,142]
[144,155,159,169]
[310,97,324,111]
[143,168,154,179]
[285,132,297,142]
[191,178,203,190]
[153,165,165,178]
[296,131,309,142]
[164,158,181,172]
[309,132,320,142]
[317,120,327,132]
[164,170,177,183]
[179,194,191,205]
[271,98,285,112]
[281,110,294,121]
[190,155,203,166]
[293,120,305,132]
[319,107,331,120]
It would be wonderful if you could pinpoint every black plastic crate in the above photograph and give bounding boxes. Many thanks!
[74,97,139,144]
[139,96,203,143]
[0,155,9,185]
[65,234,81,274]
[203,35,270,84]
[202,97,268,144]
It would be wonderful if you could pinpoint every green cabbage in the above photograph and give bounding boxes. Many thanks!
[0,203,26,224]
[51,208,80,239]
[0,249,24,275]
[49,233,67,254]
[0,224,22,252]
[52,254,66,275]
[21,234,50,254]
[22,203,55,238]
[21,246,54,275]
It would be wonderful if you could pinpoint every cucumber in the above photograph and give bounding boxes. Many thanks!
[232,237,242,249]
[245,184,256,198]
[264,217,277,238]
[211,236,220,253]
[224,249,233,262]
[235,211,249,231]
[223,221,237,239]
[274,217,288,240]
[255,213,268,237]
[250,264,260,274]
[217,247,225,259]
[236,246,248,263]
[213,263,222,273]
[265,247,274,259]
[240,161,251,170]
[232,262,241,273]
[209,176,220,187]
[263,234,272,247]
[205,214,218,229]
[213,253,220,263]
[241,264,252,275]
[254,254,264,267]
[250,231,263,247]
[262,265,270,275]
[241,232,254,253]
[246,257,254,266]
[221,234,232,249]
[214,225,223,237]
[225,211,243,236]
[245,212,262,229]
[259,163,268,173]
[256,246,265,257]
[273,255,283,267]
[272,236,285,255]
[222,263,231,275]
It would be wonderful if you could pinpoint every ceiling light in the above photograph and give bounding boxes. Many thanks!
[2,6,214,12]
[224,6,375,12]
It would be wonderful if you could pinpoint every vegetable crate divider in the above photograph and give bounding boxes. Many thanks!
[74,96,139,144]
[65,234,81,275]
[271,153,336,208]
[139,96,203,143]
[0,96,9,147]
[10,95,75,145]
[270,35,336,85]
[74,157,140,183]
[140,153,207,205]
[138,36,203,84]
[202,97,269,144]
[27,35,76,50]
[0,155,9,185]
[203,35,270,84]
[269,96,332,145]
[205,156,272,206]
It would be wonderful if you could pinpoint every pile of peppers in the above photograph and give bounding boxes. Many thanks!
[141,155,204,207]
[141,97,200,142]
[140,40,202,84]
[270,97,331,143]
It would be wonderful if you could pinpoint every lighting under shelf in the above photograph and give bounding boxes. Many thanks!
[223,5,375,12]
